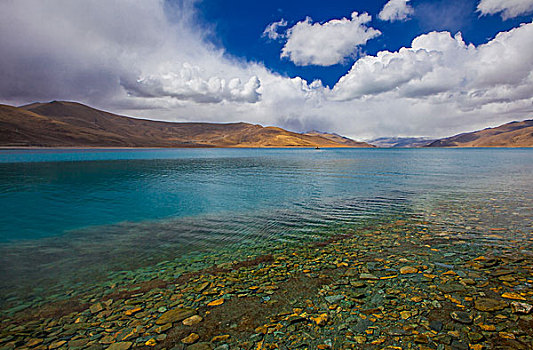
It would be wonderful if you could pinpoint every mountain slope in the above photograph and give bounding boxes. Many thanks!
[428,119,533,147]
[303,131,374,147]
[0,101,373,148]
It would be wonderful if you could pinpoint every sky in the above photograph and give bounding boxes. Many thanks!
[0,0,532,139]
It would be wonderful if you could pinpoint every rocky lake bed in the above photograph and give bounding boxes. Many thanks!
[1,216,531,350]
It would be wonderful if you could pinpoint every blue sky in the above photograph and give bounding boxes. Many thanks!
[195,0,531,87]
[1,0,532,139]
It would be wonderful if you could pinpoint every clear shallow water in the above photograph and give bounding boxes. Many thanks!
[0,148,532,308]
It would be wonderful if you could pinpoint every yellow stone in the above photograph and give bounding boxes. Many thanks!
[207,298,225,306]
[144,338,157,347]
[211,335,230,342]
[400,311,411,319]
[479,324,496,331]
[255,325,268,334]
[26,339,43,347]
[124,307,142,316]
[48,340,67,349]
[501,292,526,300]
[498,332,516,339]
[370,337,386,345]
[380,275,398,280]
[310,313,328,326]
[354,336,366,344]
[183,315,203,326]
[400,266,418,274]
[181,333,200,344]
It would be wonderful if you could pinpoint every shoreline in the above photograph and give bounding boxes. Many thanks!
[1,146,532,150]
[1,217,531,350]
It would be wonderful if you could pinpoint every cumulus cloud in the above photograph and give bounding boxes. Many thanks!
[332,23,533,108]
[262,19,288,40]
[280,12,381,66]
[379,0,414,22]
[477,0,533,19]
[0,0,261,107]
[0,1,532,139]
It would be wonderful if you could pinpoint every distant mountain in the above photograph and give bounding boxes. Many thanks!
[368,137,435,148]
[0,101,374,148]
[428,119,533,147]
[303,131,374,147]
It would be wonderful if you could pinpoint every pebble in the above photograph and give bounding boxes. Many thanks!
[450,311,473,324]
[89,302,103,314]
[181,333,200,344]
[324,294,344,303]
[400,266,418,274]
[183,315,203,326]
[107,342,132,350]
[359,273,378,280]
[511,301,532,314]
[474,298,507,312]
[156,308,197,325]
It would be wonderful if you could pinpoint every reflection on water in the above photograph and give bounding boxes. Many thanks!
[0,148,531,311]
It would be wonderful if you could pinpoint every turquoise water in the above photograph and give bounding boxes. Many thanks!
[0,148,532,306]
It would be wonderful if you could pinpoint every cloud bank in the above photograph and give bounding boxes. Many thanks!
[0,1,532,139]
[379,0,414,22]
[280,12,381,66]
[477,0,533,19]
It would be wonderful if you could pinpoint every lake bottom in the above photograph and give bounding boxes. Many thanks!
[1,194,531,350]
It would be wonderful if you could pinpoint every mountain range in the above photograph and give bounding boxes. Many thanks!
[0,101,531,148]
[0,101,372,148]
[368,137,436,148]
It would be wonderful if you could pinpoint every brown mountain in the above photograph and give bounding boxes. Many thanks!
[0,101,373,148]
[303,131,374,147]
[428,119,533,147]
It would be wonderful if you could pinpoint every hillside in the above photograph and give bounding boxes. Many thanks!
[0,101,373,148]
[303,131,374,147]
[428,119,533,147]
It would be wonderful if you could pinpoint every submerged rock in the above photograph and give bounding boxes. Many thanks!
[474,298,507,312]
[511,301,532,314]
[450,311,473,324]
[156,308,197,325]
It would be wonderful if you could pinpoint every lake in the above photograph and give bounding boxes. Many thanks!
[0,148,532,346]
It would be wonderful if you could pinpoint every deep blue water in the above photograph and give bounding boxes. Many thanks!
[0,148,531,303]
[0,148,531,242]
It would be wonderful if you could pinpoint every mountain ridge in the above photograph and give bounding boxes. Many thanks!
[427,119,533,147]
[0,101,373,148]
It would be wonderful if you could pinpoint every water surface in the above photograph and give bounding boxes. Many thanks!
[0,148,531,309]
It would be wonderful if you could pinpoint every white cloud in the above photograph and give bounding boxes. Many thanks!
[280,12,381,66]
[477,0,533,19]
[0,0,261,106]
[262,19,288,40]
[329,23,533,136]
[0,1,532,140]
[379,0,414,22]
[332,24,533,107]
